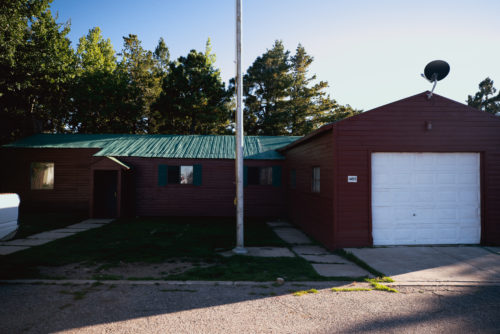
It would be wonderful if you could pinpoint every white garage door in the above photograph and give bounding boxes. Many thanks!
[372,153,481,245]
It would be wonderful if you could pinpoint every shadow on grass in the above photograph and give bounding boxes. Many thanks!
[0,217,327,281]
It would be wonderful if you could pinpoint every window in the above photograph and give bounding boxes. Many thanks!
[180,166,194,184]
[290,169,296,189]
[158,164,201,186]
[247,166,272,185]
[31,162,54,190]
[167,165,193,184]
[312,167,320,193]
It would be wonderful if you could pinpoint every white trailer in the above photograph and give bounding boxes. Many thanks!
[0,193,20,241]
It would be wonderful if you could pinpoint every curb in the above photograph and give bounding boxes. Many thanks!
[0,279,354,286]
[2,279,500,287]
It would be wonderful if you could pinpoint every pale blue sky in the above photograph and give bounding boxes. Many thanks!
[51,0,500,110]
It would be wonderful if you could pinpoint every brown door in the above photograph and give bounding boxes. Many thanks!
[93,170,118,218]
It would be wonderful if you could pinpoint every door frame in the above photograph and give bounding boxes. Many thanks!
[92,170,119,218]
[90,157,131,218]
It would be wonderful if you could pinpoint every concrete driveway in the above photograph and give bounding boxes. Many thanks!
[346,246,500,283]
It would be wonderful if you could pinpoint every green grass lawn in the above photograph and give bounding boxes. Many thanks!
[0,217,327,281]
[14,212,87,239]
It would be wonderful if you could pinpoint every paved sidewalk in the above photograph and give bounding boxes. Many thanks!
[346,246,500,283]
[266,221,371,278]
[0,219,113,256]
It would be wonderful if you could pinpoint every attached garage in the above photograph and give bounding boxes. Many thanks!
[281,92,500,249]
[371,152,481,245]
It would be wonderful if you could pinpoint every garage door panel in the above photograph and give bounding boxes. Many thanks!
[437,174,455,184]
[372,173,391,185]
[414,191,433,202]
[458,228,480,243]
[393,173,412,184]
[414,155,434,170]
[437,208,456,219]
[372,193,389,206]
[458,207,478,219]
[458,191,478,202]
[372,153,481,245]
[438,191,458,203]
[393,192,412,203]
[394,208,412,219]
[393,229,413,243]
[415,229,434,242]
[413,208,434,219]
[458,173,477,184]
[372,206,392,220]
[415,174,434,184]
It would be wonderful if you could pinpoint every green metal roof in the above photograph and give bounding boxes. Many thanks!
[4,134,301,160]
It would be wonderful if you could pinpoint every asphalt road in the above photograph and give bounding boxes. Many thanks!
[1,282,499,334]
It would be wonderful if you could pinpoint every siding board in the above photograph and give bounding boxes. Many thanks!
[283,131,335,249]
[0,150,286,218]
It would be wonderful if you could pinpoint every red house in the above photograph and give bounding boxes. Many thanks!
[1,92,500,248]
[0,135,298,219]
[280,92,500,248]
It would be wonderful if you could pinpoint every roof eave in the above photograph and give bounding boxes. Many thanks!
[277,123,335,152]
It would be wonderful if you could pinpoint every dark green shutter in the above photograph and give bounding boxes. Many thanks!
[193,164,202,186]
[272,166,282,187]
[243,165,248,187]
[158,164,168,186]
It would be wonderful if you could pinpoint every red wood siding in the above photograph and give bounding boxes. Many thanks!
[0,149,286,218]
[283,131,335,249]
[332,93,500,247]
[118,157,286,217]
[0,148,99,214]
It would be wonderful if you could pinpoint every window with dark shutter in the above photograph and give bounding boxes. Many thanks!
[246,166,276,186]
[158,165,168,186]
[248,166,260,185]
[193,164,202,186]
[168,166,180,184]
[159,165,200,185]
[272,166,282,187]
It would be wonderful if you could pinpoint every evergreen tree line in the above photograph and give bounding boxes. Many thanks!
[1,1,498,145]
[0,1,362,144]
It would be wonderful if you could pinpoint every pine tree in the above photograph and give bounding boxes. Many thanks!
[467,77,500,114]
[241,41,360,135]
[287,44,336,135]
[151,49,231,134]
[119,34,163,132]
[153,37,170,76]
[71,27,130,133]
[243,40,292,135]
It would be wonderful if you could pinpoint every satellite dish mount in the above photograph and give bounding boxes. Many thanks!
[421,60,450,99]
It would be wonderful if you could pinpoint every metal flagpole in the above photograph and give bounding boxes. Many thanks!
[233,0,247,254]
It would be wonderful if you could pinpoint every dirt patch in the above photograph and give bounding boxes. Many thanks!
[38,260,214,280]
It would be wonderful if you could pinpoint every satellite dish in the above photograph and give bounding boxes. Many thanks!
[421,60,450,99]
[424,60,450,82]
